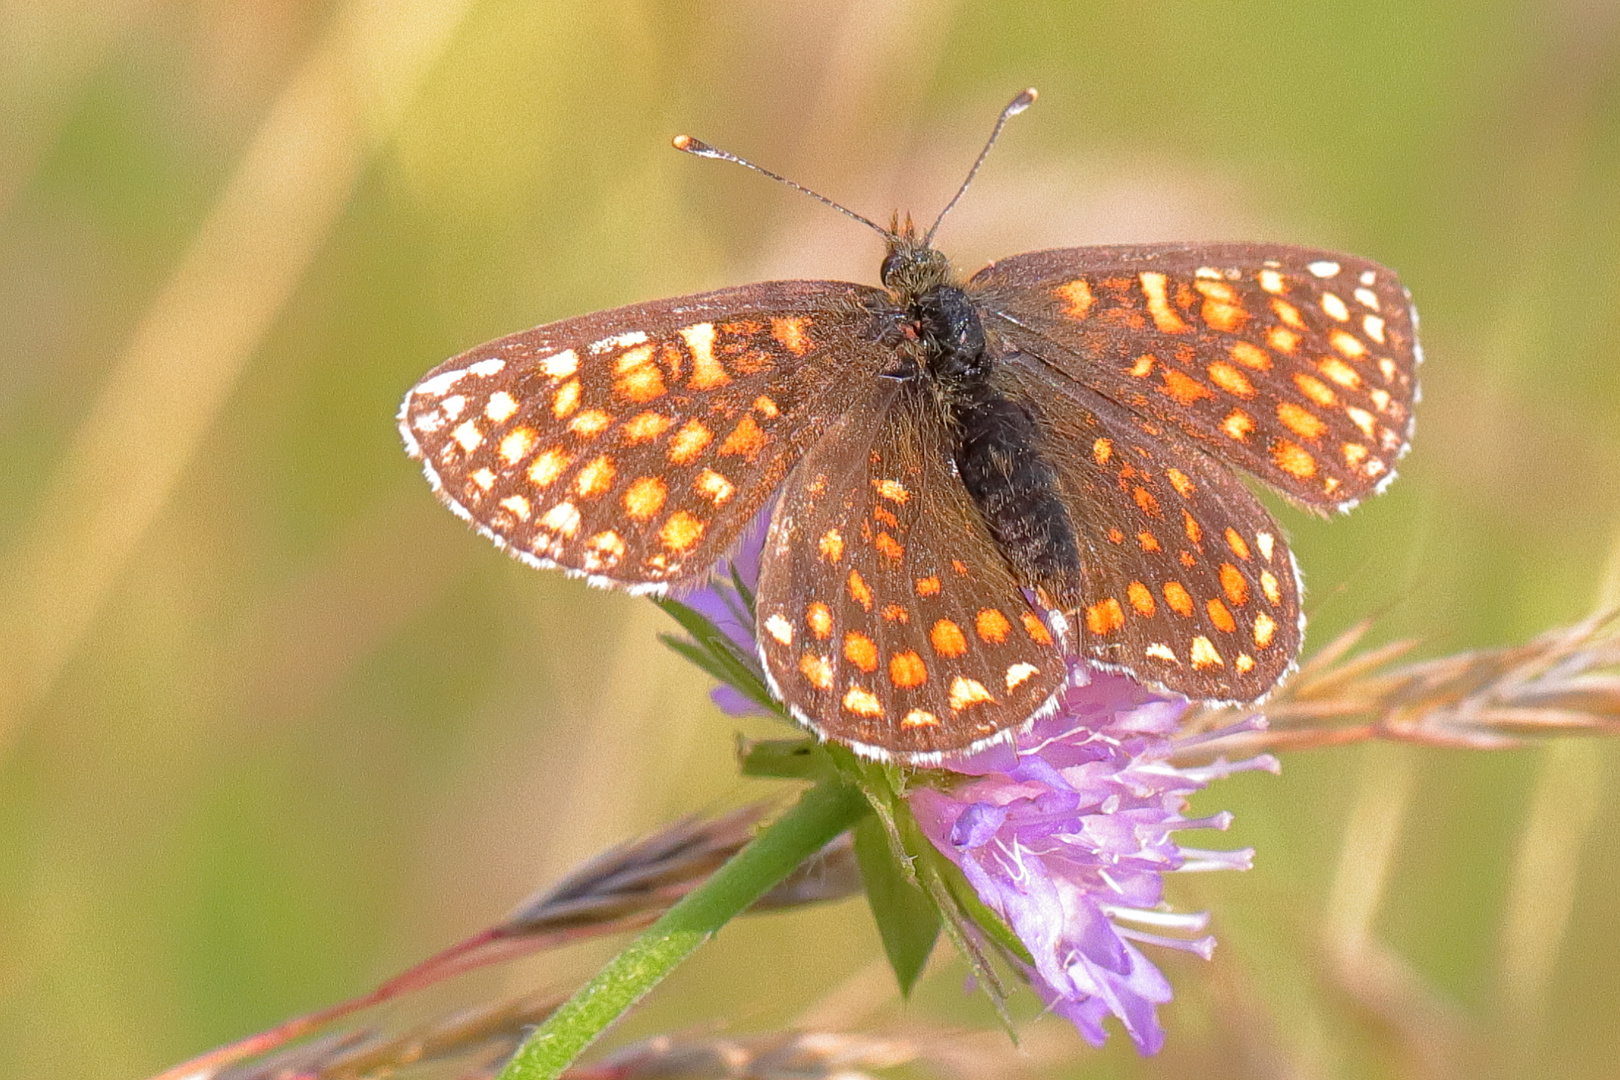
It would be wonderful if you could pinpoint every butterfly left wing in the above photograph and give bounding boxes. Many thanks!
[970,244,1419,513]
[399,281,894,591]
[757,382,1067,761]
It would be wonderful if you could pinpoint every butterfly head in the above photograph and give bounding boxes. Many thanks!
[880,216,956,303]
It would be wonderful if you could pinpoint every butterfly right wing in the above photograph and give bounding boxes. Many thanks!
[399,281,895,591]
[757,383,1068,761]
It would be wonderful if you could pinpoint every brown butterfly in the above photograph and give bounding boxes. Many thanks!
[399,90,1419,762]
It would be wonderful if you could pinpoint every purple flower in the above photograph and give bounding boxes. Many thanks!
[908,671,1275,1054]
[680,505,773,716]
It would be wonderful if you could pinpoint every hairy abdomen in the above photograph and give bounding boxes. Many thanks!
[952,385,1082,607]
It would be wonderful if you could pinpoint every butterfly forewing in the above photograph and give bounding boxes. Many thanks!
[757,385,1067,760]
[1002,364,1303,699]
[400,281,895,590]
[971,244,1419,512]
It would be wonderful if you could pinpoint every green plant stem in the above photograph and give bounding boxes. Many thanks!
[495,779,869,1080]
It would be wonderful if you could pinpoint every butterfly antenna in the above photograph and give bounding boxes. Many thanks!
[672,134,890,239]
[924,87,1037,246]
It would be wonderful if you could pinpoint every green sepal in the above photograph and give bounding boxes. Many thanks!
[737,737,834,781]
[853,815,940,995]
[654,597,779,715]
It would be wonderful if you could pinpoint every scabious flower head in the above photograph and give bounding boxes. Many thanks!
[909,669,1275,1053]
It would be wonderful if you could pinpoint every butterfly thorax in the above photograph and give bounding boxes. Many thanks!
[880,234,1085,611]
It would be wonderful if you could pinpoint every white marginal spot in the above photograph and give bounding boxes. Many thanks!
[1308,260,1341,278]
[1195,266,1223,279]
[1346,405,1377,437]
[589,330,648,354]
[484,391,519,422]
[452,420,483,452]
[413,413,444,434]
[1378,357,1398,381]
[471,468,496,490]
[539,501,582,537]
[539,349,580,379]
[1145,643,1177,662]
[1360,269,1377,285]
[1370,387,1392,411]
[414,368,469,397]
[1258,269,1286,294]
[1320,292,1350,321]
[1363,314,1387,343]
[1005,662,1039,690]
[1354,287,1381,311]
[1256,531,1276,561]
[499,494,532,520]
[440,395,467,421]
[764,614,794,645]
[468,358,506,377]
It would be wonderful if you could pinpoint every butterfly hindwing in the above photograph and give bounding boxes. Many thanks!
[1002,363,1303,700]
[970,244,1419,512]
[399,281,895,591]
[756,384,1067,760]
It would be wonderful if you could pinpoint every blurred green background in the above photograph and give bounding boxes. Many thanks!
[2,0,1619,1076]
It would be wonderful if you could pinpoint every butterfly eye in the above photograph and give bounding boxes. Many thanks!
[880,251,905,286]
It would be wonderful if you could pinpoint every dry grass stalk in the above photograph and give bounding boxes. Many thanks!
[1176,610,1620,760]
[150,806,860,1080]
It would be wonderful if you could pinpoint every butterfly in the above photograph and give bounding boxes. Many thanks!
[399,90,1419,762]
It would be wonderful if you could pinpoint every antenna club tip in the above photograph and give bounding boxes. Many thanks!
[1010,87,1037,112]
[672,134,698,151]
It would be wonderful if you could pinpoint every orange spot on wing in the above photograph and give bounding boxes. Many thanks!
[1163,581,1195,617]
[1293,373,1339,407]
[668,419,713,463]
[553,379,582,416]
[819,528,844,562]
[680,323,731,390]
[1272,439,1318,479]
[570,410,612,438]
[1220,563,1250,605]
[693,468,735,504]
[1221,409,1256,442]
[719,415,767,461]
[1183,510,1203,546]
[930,619,967,657]
[1207,598,1237,632]
[847,569,873,611]
[659,511,705,552]
[1267,326,1301,353]
[1086,598,1125,635]
[881,603,909,623]
[915,575,941,597]
[499,427,538,465]
[1021,611,1054,645]
[1093,438,1113,464]
[622,412,673,442]
[874,532,904,561]
[889,650,928,688]
[1134,487,1161,515]
[976,608,1012,643]
[1167,469,1194,498]
[1318,357,1363,389]
[1208,361,1255,397]
[1202,299,1249,333]
[1056,278,1095,319]
[843,631,879,672]
[806,602,833,639]
[1229,341,1272,370]
[1225,529,1251,559]
[1138,530,1162,551]
[771,316,811,355]
[622,476,667,519]
[1272,298,1306,329]
[1160,368,1214,405]
[573,455,616,498]
[1128,353,1156,377]
[1140,271,1190,333]
[1128,581,1156,615]
[527,447,571,487]
[1277,402,1327,440]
